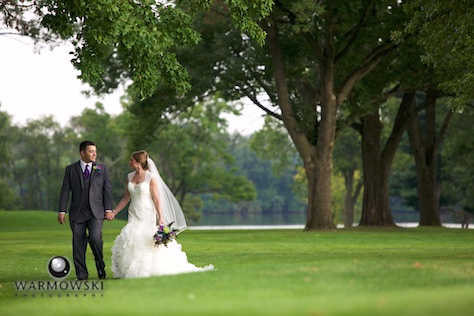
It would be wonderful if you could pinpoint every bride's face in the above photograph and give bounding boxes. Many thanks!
[129,157,140,169]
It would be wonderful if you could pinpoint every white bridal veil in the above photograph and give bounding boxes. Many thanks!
[147,158,187,233]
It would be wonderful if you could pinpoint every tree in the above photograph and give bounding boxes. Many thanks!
[0,108,12,177]
[250,116,300,179]
[69,103,124,165]
[1,0,272,99]
[9,116,67,210]
[190,1,470,229]
[0,108,20,209]
[247,118,306,215]
[345,1,474,226]
[358,92,418,226]
[0,0,50,40]
[398,1,474,226]
[128,97,256,222]
[388,134,418,213]
[207,1,409,230]
[333,128,363,227]
[202,132,306,221]
[405,0,474,109]
[407,92,454,226]
[441,107,474,221]
[250,113,362,226]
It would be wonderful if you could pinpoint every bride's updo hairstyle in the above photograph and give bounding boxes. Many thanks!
[132,150,149,171]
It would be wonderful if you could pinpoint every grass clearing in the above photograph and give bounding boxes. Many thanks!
[1,211,473,315]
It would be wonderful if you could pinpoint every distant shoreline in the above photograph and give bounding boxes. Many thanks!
[189,223,472,230]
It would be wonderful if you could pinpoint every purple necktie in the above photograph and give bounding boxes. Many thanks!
[84,165,90,179]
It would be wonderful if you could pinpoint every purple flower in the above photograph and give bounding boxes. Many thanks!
[92,164,103,174]
[153,222,180,248]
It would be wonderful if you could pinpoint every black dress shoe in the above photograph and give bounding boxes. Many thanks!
[98,270,106,279]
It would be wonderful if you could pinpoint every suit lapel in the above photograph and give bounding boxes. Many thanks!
[75,161,84,188]
[90,163,97,183]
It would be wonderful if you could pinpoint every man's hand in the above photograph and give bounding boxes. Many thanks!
[57,213,66,225]
[105,211,116,221]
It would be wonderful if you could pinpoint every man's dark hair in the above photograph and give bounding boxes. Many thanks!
[79,141,95,152]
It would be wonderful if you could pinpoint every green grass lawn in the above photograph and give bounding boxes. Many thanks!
[0,211,473,316]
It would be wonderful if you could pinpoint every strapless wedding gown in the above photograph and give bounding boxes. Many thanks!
[111,171,213,278]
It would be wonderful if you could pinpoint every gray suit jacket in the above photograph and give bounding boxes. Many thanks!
[58,161,113,221]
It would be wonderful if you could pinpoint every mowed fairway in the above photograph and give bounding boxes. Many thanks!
[1,211,473,316]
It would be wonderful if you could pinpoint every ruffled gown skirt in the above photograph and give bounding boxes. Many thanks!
[111,220,213,278]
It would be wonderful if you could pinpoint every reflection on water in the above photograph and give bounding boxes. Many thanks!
[194,212,306,226]
[191,212,472,229]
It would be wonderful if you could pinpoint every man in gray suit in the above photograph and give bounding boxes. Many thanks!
[57,141,114,280]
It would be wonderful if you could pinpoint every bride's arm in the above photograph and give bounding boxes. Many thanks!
[113,181,131,215]
[150,177,164,224]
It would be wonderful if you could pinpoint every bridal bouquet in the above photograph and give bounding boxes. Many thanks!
[153,222,179,247]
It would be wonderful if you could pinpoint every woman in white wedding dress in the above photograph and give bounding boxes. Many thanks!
[110,150,213,278]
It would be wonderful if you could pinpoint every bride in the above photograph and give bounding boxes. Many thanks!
[110,150,213,278]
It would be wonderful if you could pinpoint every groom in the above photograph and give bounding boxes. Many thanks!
[57,141,114,280]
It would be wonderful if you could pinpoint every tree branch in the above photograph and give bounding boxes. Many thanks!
[335,0,375,63]
[245,92,282,120]
[436,108,454,152]
[352,179,364,205]
[337,40,402,103]
[260,16,315,160]
[272,0,325,62]
[382,91,418,163]
[254,76,278,105]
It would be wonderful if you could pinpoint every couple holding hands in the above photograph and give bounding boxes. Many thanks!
[57,141,213,280]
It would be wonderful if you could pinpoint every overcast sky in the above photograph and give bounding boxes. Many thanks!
[0,35,263,134]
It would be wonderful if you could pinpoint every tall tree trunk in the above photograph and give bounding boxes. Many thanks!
[304,140,337,230]
[407,91,453,226]
[359,92,417,226]
[261,3,398,230]
[343,168,363,228]
[264,18,335,230]
[343,169,355,227]
[305,91,338,230]
[414,162,441,226]
[359,113,394,226]
[304,157,335,230]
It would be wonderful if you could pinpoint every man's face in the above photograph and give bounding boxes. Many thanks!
[81,145,97,163]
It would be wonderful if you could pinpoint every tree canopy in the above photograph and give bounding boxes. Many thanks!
[1,0,273,99]
[2,0,473,229]
[404,0,474,108]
